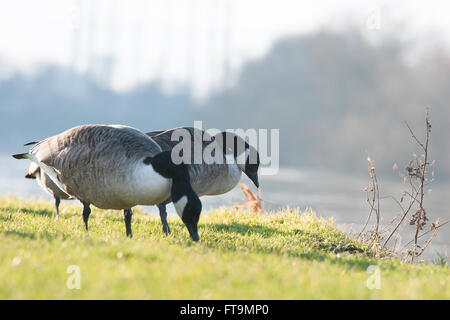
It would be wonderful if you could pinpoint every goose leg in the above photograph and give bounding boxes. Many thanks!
[54,196,61,219]
[82,202,91,232]
[158,204,171,235]
[123,208,133,238]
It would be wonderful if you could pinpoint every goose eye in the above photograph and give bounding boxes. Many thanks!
[143,157,152,165]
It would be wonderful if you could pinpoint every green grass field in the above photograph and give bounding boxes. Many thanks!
[0,195,448,299]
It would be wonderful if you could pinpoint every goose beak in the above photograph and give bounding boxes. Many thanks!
[185,223,199,242]
[246,171,259,189]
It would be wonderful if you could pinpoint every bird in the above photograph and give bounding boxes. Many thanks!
[24,162,73,217]
[12,124,203,241]
[146,127,260,235]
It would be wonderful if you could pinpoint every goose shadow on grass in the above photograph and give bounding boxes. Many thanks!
[3,230,38,240]
[204,222,373,271]
[2,206,54,217]
[2,205,84,219]
[2,229,80,241]
[210,222,285,237]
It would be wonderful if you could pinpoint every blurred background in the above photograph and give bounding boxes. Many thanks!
[0,0,449,258]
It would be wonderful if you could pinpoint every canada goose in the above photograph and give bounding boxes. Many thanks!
[12,124,203,241]
[146,127,260,234]
[25,162,73,217]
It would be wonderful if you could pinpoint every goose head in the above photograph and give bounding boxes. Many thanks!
[149,151,202,241]
[217,132,260,189]
[236,145,260,189]
[172,183,202,241]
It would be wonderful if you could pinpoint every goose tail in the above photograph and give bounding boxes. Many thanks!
[12,153,29,160]
[26,154,68,196]
[24,141,39,146]
[13,151,69,196]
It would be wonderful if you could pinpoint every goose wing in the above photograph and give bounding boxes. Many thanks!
[31,125,160,166]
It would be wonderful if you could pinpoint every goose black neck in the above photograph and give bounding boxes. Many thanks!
[147,151,192,201]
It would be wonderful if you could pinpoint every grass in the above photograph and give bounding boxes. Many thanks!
[0,195,448,299]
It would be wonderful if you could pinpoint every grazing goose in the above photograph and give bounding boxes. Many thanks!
[146,127,260,235]
[12,124,203,241]
[25,162,73,217]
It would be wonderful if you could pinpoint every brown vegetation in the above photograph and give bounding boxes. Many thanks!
[361,112,448,262]
[234,183,263,213]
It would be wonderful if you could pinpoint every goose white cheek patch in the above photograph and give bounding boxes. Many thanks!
[174,195,188,219]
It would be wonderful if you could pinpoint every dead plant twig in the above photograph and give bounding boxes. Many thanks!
[234,183,263,213]
[359,155,381,241]
[362,111,441,262]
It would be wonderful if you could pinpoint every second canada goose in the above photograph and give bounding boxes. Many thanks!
[12,124,203,241]
[25,162,73,217]
[146,127,260,234]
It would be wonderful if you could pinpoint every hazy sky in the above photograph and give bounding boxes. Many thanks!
[0,0,449,98]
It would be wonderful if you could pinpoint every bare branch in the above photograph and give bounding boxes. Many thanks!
[362,111,440,262]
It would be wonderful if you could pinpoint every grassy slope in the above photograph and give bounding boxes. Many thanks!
[0,196,448,299]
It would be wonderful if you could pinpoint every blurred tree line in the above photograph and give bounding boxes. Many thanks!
[196,30,450,179]
[1,29,449,179]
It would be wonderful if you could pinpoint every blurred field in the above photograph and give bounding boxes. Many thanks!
[0,196,448,299]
